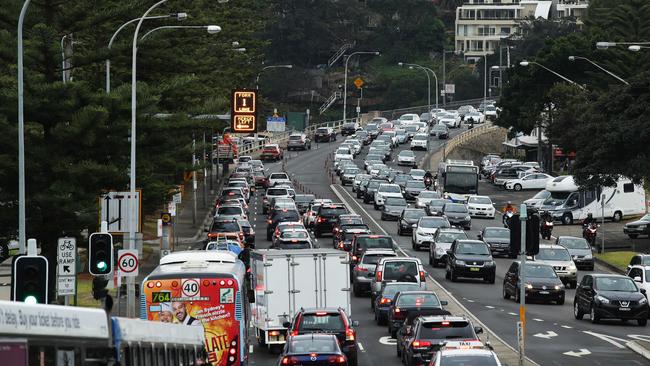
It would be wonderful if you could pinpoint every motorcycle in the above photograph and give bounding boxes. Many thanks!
[424,177,433,190]
[540,219,554,240]
[582,223,598,246]
[503,211,514,228]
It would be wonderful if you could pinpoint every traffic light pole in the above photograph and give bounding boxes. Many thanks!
[518,204,527,366]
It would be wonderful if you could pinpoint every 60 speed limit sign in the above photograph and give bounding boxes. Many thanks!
[117,249,139,277]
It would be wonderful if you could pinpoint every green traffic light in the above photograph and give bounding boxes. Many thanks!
[24,295,38,304]
[96,261,108,272]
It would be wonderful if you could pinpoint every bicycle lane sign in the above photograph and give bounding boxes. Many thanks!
[57,237,76,276]
[118,249,139,277]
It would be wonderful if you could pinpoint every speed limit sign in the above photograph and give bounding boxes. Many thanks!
[117,249,139,277]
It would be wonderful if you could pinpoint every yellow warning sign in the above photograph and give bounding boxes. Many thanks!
[354,78,364,89]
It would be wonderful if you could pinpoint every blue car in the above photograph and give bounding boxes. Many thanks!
[279,334,348,366]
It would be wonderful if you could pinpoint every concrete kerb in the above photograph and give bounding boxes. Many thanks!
[593,257,625,275]
[627,340,650,360]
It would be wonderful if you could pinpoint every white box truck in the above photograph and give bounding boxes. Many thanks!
[251,249,351,348]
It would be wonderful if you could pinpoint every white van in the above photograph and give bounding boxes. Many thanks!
[541,175,646,225]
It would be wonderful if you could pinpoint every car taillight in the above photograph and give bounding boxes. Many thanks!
[267,219,272,224]
[355,266,368,272]
[338,241,344,249]
[317,216,325,223]
[380,298,391,305]
[346,328,355,341]
[411,340,431,349]
[328,356,346,364]
[376,271,382,282]
[392,307,404,319]
[419,270,426,282]
[281,356,299,365]
[208,233,218,238]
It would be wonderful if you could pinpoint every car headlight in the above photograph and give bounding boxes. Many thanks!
[639,224,647,229]
[585,253,593,259]
[568,263,577,271]
[455,260,465,266]
[525,283,533,289]
[485,260,495,266]
[595,295,610,304]
[554,285,563,290]
[640,297,648,305]
[465,216,471,221]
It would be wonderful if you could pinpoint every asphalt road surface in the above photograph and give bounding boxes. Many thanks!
[239,129,648,366]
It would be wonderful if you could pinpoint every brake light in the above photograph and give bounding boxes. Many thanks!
[419,270,426,282]
[346,327,356,341]
[380,298,391,305]
[376,271,382,282]
[281,356,299,365]
[352,255,358,262]
[328,356,346,364]
[369,235,379,238]
[208,233,218,238]
[338,242,344,249]
[441,321,450,326]
[394,307,401,313]
[317,217,325,223]
[411,340,431,349]
[267,219,272,224]
[355,266,368,272]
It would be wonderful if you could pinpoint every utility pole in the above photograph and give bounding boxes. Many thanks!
[442,50,446,107]
[202,131,207,209]
[518,204,528,366]
[210,128,214,193]
[192,135,197,226]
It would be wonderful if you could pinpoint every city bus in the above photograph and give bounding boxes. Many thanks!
[0,299,205,365]
[142,250,249,366]
[437,159,479,202]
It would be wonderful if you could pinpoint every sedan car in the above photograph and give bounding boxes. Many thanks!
[281,332,351,366]
[466,195,495,218]
[397,150,417,167]
[352,249,397,296]
[415,191,440,209]
[446,239,496,283]
[403,180,427,201]
[380,197,408,221]
[412,216,451,250]
[623,213,650,239]
[397,208,428,236]
[426,199,448,216]
[574,274,648,326]
[410,133,429,150]
[503,262,565,304]
[478,227,510,257]
[556,236,594,270]
[372,282,421,323]
[429,229,468,267]
[430,124,449,139]
[441,203,471,230]
[505,173,553,191]
[340,167,361,186]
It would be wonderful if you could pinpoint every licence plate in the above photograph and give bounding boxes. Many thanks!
[539,291,549,295]
[470,267,480,272]
[476,213,486,216]
[619,307,631,311]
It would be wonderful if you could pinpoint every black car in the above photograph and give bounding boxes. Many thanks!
[478,226,510,256]
[397,315,482,366]
[279,334,347,366]
[207,219,242,242]
[503,262,565,304]
[624,213,650,238]
[403,180,426,201]
[284,308,359,366]
[430,124,449,139]
[373,282,421,323]
[574,274,648,326]
[387,291,449,338]
[313,204,349,237]
[334,226,371,251]
[332,214,364,235]
[267,209,301,240]
[350,235,395,268]
[341,122,358,136]
[356,179,370,199]
[445,239,496,283]
[355,131,371,145]
[391,174,411,189]
[314,127,336,142]
[441,203,471,230]
[381,197,408,221]
[397,208,427,236]
[362,180,385,204]
[425,199,448,216]
[364,123,380,139]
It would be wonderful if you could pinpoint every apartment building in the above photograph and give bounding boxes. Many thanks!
[455,0,588,60]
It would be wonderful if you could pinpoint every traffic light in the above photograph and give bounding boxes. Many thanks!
[508,214,521,258]
[526,213,540,256]
[89,232,113,276]
[92,276,109,300]
[13,255,49,304]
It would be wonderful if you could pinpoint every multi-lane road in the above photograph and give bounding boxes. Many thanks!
[232,129,648,366]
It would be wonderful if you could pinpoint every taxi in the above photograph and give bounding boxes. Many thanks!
[429,340,502,366]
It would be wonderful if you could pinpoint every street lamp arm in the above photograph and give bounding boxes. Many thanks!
[140,25,219,41]
[571,56,628,85]
[528,61,586,91]
[109,15,170,49]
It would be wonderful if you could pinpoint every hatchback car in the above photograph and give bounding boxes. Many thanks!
[387,291,449,338]
[429,229,468,267]
[371,257,425,306]
[503,261,565,304]
[372,282,421,324]
[534,245,577,288]
[352,249,398,296]
[426,199,448,216]
[574,274,648,326]
[446,239,496,283]
[381,197,408,221]
[415,191,440,209]
[556,236,594,270]
[261,144,283,161]
[430,124,449,139]
[314,127,336,142]
[442,203,471,230]
[313,204,349,237]
[403,180,427,201]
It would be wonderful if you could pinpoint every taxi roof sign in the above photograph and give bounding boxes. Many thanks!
[440,340,485,350]
[231,89,257,133]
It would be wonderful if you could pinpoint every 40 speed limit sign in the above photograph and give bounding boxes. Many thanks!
[117,249,139,277]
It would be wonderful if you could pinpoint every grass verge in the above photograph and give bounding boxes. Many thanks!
[595,251,636,272]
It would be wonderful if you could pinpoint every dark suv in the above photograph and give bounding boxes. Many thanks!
[397,208,427,236]
[445,239,496,283]
[397,315,482,366]
[266,209,301,240]
[387,291,449,338]
[284,308,359,366]
[350,235,395,268]
[341,122,358,136]
[313,204,349,237]
[314,127,336,142]
[574,274,648,326]
[503,261,565,304]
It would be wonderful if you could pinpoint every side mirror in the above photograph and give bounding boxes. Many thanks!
[633,276,642,282]
[412,224,417,228]
[440,300,448,306]
[352,320,360,327]
[474,326,483,335]
[282,321,291,328]
[641,288,647,295]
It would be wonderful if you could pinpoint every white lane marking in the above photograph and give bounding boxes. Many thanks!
[378,336,396,345]
[583,331,628,349]
[330,183,541,366]
[533,318,544,322]
[485,305,494,309]
[508,312,517,316]
[358,343,365,352]
[466,299,475,303]
[628,334,650,342]
[533,331,558,339]
[563,349,591,358]
[561,325,573,329]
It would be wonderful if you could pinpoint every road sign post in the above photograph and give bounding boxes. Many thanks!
[56,237,77,304]
[99,191,142,234]
[519,204,528,366]
[118,249,139,277]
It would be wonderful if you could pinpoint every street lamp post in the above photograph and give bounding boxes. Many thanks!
[343,51,380,122]
[441,49,456,107]
[139,25,221,42]
[568,56,628,85]
[398,62,439,109]
[255,64,293,90]
[106,12,187,93]
[519,60,586,91]
[398,63,429,109]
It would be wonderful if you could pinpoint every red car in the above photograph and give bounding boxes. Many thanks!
[260,144,283,161]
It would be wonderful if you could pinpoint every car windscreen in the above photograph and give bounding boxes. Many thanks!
[594,277,638,292]
[380,185,401,193]
[405,126,418,132]
[456,242,490,255]
[396,293,440,307]
[295,195,315,203]
[362,253,394,265]
[344,168,360,174]
[211,221,239,232]
[218,206,242,215]
[385,197,407,206]
[316,128,329,133]
[469,197,492,205]
[319,207,348,216]
[367,181,382,189]
[559,237,590,249]
[484,228,509,239]
[273,211,300,222]
[536,248,571,261]
[413,135,427,141]
[269,173,288,180]
[298,314,344,332]
[282,231,309,239]
[400,151,415,157]
[404,209,427,219]
[438,232,468,243]
[406,181,425,189]
[382,284,421,298]
[383,261,418,280]
[444,204,467,213]
[267,188,288,196]
[418,321,475,339]
[419,218,449,229]
[357,236,392,249]
[429,199,448,208]
[524,264,557,278]
[419,191,440,199]
[439,354,498,366]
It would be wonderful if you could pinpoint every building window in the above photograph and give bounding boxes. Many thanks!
[623,183,634,193]
[500,27,511,35]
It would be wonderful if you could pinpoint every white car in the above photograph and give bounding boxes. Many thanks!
[334,147,354,162]
[409,168,426,181]
[627,265,649,293]
[416,190,440,208]
[412,216,450,249]
[505,173,554,191]
[334,155,353,169]
[431,341,502,366]
[398,113,421,126]
[343,139,362,155]
[369,163,387,176]
[374,183,404,209]
[466,195,496,218]
[464,111,485,124]
[410,133,429,150]
[397,150,417,167]
[484,104,499,119]
[267,172,291,187]
[524,189,551,209]
[438,112,461,128]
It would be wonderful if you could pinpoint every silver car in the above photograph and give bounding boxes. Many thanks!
[353,250,397,296]
[533,245,578,288]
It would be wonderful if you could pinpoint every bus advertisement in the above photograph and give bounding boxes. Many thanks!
[143,276,244,366]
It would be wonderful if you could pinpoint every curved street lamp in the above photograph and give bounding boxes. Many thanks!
[140,25,221,41]
[398,62,439,109]
[568,56,628,85]
[343,51,380,121]
[520,60,586,90]
[256,64,293,90]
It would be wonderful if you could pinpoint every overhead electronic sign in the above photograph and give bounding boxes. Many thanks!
[231,89,257,132]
